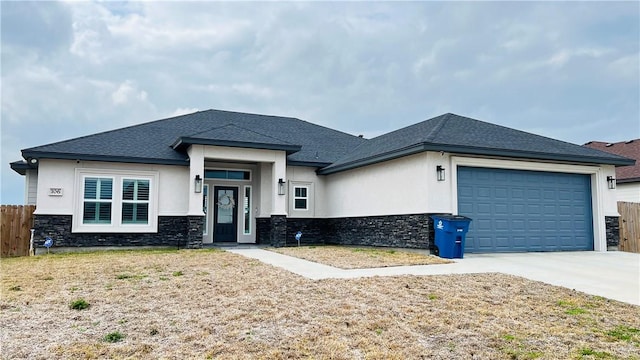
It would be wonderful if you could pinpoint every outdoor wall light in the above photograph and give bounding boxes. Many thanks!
[607,175,616,190]
[278,178,286,195]
[194,175,203,193]
[436,165,446,181]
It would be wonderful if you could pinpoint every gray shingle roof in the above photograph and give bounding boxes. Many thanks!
[15,111,634,176]
[20,109,366,166]
[171,124,301,153]
[318,113,634,174]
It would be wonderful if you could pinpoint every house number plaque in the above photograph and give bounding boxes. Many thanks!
[49,188,63,196]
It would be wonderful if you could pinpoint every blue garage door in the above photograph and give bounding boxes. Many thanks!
[457,167,593,253]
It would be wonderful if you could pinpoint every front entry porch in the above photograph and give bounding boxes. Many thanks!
[187,144,289,246]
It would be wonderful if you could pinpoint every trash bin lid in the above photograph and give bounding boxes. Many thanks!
[430,214,472,221]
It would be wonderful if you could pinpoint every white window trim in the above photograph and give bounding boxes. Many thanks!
[73,169,159,233]
[204,168,252,181]
[243,185,252,235]
[82,176,114,224]
[121,178,150,225]
[293,185,309,211]
[202,184,209,236]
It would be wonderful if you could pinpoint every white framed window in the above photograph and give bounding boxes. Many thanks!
[293,186,308,210]
[121,179,150,224]
[202,184,209,235]
[243,186,251,235]
[73,169,158,233]
[205,169,251,181]
[83,177,113,224]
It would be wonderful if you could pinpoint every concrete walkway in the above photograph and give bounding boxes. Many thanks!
[227,248,640,306]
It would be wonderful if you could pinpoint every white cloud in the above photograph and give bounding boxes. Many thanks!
[111,80,148,105]
[1,1,638,204]
[168,108,199,118]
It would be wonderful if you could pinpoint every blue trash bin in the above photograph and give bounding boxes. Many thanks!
[431,215,472,259]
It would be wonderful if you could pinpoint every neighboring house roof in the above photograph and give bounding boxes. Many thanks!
[12,110,634,176]
[319,113,634,174]
[17,109,366,167]
[584,139,640,183]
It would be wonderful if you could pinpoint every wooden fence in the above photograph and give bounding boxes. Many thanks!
[1,205,36,257]
[618,202,640,253]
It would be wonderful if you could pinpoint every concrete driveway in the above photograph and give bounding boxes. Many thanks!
[228,248,640,306]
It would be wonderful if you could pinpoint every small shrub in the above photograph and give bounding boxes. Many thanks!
[103,331,124,343]
[150,328,159,336]
[8,285,21,291]
[69,298,90,310]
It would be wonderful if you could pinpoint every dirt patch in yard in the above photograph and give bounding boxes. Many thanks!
[269,245,452,269]
[1,249,639,359]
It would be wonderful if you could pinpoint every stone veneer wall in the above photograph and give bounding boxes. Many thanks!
[605,216,620,249]
[269,215,287,247]
[327,214,432,249]
[256,213,433,249]
[33,215,203,248]
[256,218,271,245]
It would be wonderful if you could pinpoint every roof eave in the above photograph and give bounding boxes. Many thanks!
[10,161,35,175]
[318,144,428,175]
[318,143,636,175]
[172,137,302,155]
[288,160,332,168]
[21,150,189,166]
[616,177,640,184]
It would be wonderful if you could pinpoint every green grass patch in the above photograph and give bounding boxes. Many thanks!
[103,331,124,343]
[116,273,147,280]
[579,348,612,358]
[69,298,90,310]
[606,325,640,343]
[557,299,588,316]
[172,271,184,277]
[565,307,587,315]
[556,300,574,307]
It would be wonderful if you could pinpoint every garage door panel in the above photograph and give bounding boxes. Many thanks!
[458,167,593,253]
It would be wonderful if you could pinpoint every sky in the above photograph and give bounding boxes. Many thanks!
[1,1,639,204]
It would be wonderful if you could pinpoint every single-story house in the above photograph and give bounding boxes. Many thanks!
[10,110,635,253]
[584,139,640,203]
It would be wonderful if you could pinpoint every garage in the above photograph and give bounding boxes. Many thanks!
[457,166,594,253]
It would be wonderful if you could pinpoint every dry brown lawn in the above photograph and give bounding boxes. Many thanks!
[1,249,639,359]
[268,245,452,269]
